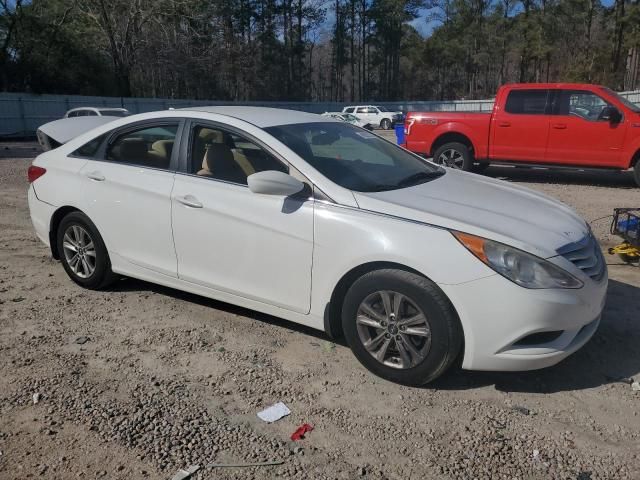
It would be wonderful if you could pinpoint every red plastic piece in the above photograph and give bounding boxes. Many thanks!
[290,423,314,441]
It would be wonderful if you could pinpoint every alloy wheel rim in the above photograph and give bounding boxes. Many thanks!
[62,225,96,279]
[356,290,431,369]
[437,149,464,169]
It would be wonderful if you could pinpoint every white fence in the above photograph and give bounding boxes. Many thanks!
[1,90,637,137]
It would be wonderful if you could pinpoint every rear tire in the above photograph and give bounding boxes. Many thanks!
[341,269,463,386]
[633,161,640,188]
[56,212,118,290]
[380,118,392,130]
[432,142,473,171]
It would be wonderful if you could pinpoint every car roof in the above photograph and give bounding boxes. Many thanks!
[180,106,328,127]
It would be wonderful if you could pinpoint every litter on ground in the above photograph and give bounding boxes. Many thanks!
[291,423,314,441]
[257,402,291,423]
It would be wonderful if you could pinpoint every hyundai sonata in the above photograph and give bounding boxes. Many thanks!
[28,107,607,385]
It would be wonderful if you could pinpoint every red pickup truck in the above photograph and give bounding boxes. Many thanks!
[403,83,640,186]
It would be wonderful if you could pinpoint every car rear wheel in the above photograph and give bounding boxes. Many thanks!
[341,269,463,386]
[634,160,640,188]
[380,118,392,130]
[57,211,118,290]
[433,142,473,171]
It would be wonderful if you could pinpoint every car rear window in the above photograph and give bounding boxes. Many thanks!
[505,90,549,115]
[71,133,107,158]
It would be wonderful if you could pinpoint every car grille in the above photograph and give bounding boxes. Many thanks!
[557,234,606,282]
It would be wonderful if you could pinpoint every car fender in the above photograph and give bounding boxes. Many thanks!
[429,121,483,157]
[310,202,494,322]
[624,136,640,168]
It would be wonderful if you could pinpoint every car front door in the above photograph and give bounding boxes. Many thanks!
[490,88,551,162]
[545,89,628,166]
[77,120,182,277]
[171,122,314,314]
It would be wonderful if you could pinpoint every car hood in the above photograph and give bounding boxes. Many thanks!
[352,169,589,259]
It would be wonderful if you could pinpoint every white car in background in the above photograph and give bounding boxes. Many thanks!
[321,112,373,130]
[341,105,402,130]
[28,107,606,386]
[64,107,130,118]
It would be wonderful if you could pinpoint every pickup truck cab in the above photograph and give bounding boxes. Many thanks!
[342,105,402,130]
[404,83,640,186]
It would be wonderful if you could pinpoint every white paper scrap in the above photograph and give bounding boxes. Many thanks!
[257,402,291,423]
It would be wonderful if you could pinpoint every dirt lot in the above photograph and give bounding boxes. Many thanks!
[1,141,640,480]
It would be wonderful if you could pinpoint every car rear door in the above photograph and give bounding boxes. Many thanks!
[356,107,374,125]
[490,88,551,162]
[77,120,182,277]
[170,121,314,314]
[545,89,628,167]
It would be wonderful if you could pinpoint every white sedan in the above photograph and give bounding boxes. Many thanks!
[27,107,607,385]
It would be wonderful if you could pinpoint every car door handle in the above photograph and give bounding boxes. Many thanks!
[552,123,567,129]
[175,195,203,208]
[498,121,511,127]
[85,171,105,181]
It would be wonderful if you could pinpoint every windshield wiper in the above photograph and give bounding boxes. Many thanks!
[397,170,444,188]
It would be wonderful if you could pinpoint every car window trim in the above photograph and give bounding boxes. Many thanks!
[81,118,185,172]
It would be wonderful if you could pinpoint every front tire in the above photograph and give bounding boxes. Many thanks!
[341,269,463,386]
[433,142,473,171]
[634,161,640,188]
[380,118,392,130]
[56,211,118,290]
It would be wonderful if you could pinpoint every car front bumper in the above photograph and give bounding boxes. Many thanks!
[439,269,607,372]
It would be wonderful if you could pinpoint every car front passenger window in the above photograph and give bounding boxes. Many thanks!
[191,125,288,185]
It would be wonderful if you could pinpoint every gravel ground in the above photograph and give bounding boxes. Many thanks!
[1,141,639,480]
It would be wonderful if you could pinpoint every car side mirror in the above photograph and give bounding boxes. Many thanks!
[247,170,305,196]
[601,106,622,123]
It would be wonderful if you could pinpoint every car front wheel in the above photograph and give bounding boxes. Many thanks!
[56,211,118,290]
[342,269,463,386]
[380,118,392,130]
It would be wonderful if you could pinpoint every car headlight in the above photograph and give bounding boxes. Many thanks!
[453,231,583,289]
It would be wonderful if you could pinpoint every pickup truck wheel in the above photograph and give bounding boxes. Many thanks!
[433,142,473,171]
[634,162,640,188]
[380,118,392,130]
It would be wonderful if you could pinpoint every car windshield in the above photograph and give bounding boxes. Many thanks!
[100,109,129,117]
[601,88,640,113]
[265,122,444,192]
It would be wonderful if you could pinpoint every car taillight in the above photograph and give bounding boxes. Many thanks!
[28,165,47,183]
